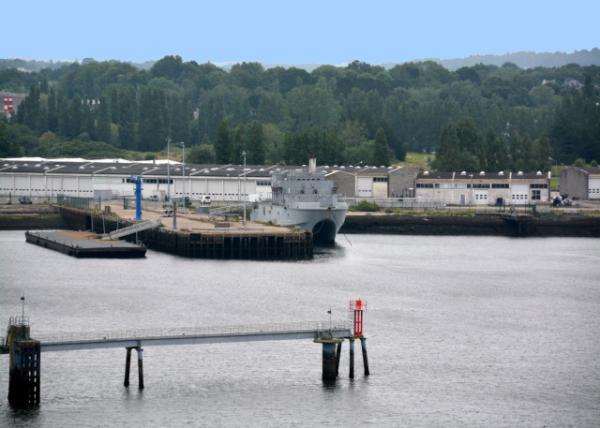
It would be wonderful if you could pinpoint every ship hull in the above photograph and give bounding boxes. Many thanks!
[251,204,347,244]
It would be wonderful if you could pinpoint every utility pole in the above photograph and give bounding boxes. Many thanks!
[242,150,247,225]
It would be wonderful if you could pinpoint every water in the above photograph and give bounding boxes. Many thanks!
[1,230,599,427]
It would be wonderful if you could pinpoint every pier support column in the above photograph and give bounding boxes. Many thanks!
[335,341,343,377]
[321,341,338,382]
[124,347,132,387]
[360,338,370,376]
[7,323,40,407]
[349,338,355,379]
[136,347,144,390]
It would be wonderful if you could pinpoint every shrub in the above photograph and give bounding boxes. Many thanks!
[350,201,380,212]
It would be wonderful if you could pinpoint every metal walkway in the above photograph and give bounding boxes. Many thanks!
[1,321,353,354]
[101,219,162,240]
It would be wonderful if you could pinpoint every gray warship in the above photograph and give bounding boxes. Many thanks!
[251,159,348,244]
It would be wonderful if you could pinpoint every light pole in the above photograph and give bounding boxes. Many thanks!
[179,142,186,212]
[20,296,25,321]
[166,137,171,202]
[242,150,247,225]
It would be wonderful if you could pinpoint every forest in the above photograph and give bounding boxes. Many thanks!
[1,55,599,170]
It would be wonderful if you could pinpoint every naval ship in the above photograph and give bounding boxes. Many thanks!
[251,159,348,244]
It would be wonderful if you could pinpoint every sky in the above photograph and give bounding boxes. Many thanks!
[2,0,599,65]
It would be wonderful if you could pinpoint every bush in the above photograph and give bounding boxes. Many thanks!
[349,200,380,212]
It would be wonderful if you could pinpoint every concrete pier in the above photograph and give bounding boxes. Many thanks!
[317,339,342,382]
[58,206,313,260]
[2,319,355,404]
[6,319,40,407]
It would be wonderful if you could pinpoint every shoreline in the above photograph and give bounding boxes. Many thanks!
[340,212,600,237]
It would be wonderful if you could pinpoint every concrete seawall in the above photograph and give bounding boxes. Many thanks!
[0,205,65,230]
[341,213,600,237]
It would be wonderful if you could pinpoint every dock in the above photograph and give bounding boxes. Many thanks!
[58,205,313,260]
[25,230,147,258]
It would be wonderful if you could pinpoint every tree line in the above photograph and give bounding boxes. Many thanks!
[2,56,600,169]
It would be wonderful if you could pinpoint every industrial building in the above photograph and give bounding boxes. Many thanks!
[0,159,418,202]
[0,158,554,206]
[559,166,600,200]
[415,170,551,206]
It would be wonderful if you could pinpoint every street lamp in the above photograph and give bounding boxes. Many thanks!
[242,150,247,225]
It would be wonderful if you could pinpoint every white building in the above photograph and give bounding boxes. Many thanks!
[415,170,551,206]
[559,166,600,200]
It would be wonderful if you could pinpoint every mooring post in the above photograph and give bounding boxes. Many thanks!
[124,347,132,387]
[349,338,355,379]
[360,337,370,376]
[335,341,343,377]
[136,347,144,390]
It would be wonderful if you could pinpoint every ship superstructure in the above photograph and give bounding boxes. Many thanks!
[251,159,347,244]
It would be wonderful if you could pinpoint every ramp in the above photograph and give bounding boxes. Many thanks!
[101,219,161,240]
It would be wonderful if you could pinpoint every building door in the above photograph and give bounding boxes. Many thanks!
[589,177,600,199]
[357,177,373,198]
[460,194,465,205]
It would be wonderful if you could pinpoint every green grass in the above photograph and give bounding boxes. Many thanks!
[396,152,434,170]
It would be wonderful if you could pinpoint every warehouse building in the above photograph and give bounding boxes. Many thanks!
[0,159,420,202]
[559,166,600,200]
[415,170,551,205]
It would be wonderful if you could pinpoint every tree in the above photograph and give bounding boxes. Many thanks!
[373,128,392,166]
[95,98,112,143]
[118,87,136,148]
[246,122,265,164]
[433,118,481,171]
[188,143,215,163]
[215,120,232,164]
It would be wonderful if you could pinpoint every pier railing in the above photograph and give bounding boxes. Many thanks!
[32,320,353,345]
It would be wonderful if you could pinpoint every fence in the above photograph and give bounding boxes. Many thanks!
[33,320,354,345]
[341,197,445,209]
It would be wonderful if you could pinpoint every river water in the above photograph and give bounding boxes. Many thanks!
[0,231,599,427]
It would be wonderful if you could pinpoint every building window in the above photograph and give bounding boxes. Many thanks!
[532,190,541,200]
[416,183,434,188]
[373,177,388,182]
[492,183,509,188]
[530,183,548,189]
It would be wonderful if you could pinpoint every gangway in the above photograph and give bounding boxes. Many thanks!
[101,219,161,240]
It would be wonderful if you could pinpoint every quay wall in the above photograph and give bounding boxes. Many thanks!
[0,205,65,230]
[58,206,314,260]
[340,213,600,237]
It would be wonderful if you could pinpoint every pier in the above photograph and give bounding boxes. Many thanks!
[58,205,313,260]
[1,299,370,407]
